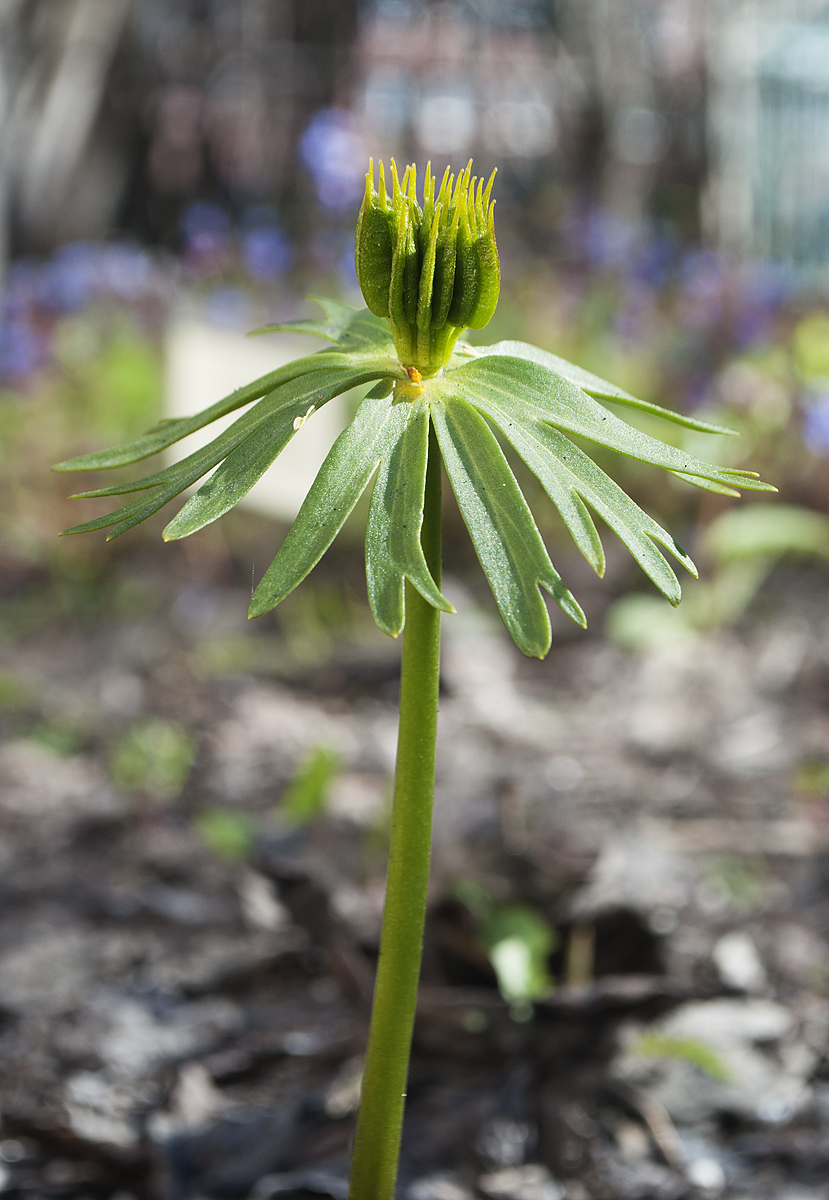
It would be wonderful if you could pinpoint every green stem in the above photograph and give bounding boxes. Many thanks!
[347,424,443,1200]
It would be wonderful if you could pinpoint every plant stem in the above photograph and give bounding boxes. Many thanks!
[347,424,443,1200]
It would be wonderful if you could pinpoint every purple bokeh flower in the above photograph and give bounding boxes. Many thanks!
[181,202,231,269]
[36,243,100,314]
[241,225,293,281]
[299,108,365,211]
[803,394,829,456]
[0,321,48,381]
[628,230,678,289]
[582,211,637,271]
[98,244,153,301]
[0,240,163,383]
[338,236,359,291]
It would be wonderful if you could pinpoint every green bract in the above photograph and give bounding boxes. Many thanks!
[55,166,776,660]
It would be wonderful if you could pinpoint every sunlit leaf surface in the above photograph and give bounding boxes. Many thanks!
[57,299,776,657]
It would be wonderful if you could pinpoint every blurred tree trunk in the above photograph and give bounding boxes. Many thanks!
[17,0,132,247]
[0,0,27,288]
[585,0,660,221]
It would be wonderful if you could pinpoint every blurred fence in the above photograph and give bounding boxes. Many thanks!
[707,0,829,280]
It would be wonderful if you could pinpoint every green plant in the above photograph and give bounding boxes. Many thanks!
[108,717,196,801]
[633,1033,732,1084]
[280,744,340,825]
[196,807,256,861]
[455,879,557,1009]
[56,159,773,1200]
[607,502,828,649]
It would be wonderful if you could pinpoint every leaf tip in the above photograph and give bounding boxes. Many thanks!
[247,594,271,620]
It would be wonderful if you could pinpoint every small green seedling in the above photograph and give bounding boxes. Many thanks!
[280,744,339,825]
[633,1033,732,1084]
[196,807,256,862]
[108,717,196,801]
[56,159,773,1200]
[455,878,557,1009]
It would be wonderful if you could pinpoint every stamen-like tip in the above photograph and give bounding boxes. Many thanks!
[483,168,497,208]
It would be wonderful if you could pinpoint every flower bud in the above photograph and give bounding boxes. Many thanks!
[355,160,393,318]
[355,158,499,376]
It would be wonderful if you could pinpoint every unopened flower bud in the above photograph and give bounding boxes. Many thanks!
[355,160,394,318]
[355,158,499,376]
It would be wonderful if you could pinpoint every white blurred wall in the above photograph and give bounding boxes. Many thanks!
[164,316,349,522]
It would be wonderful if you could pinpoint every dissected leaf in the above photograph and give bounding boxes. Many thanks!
[365,394,453,636]
[249,383,398,618]
[53,345,395,473]
[670,470,740,497]
[432,390,585,658]
[163,368,382,540]
[451,356,776,494]
[55,282,776,657]
[469,340,737,436]
[250,297,396,354]
[62,366,389,540]
[472,393,695,604]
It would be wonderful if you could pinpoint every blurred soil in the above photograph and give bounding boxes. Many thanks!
[2,541,829,1200]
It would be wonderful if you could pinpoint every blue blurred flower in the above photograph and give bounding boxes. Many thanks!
[0,321,47,380]
[241,225,292,280]
[2,262,39,322]
[628,230,678,289]
[732,262,791,347]
[582,211,637,270]
[803,393,829,456]
[299,108,365,211]
[181,202,231,268]
[613,283,653,343]
[98,243,153,301]
[738,260,792,311]
[36,242,100,314]
[684,373,713,410]
[733,305,775,348]
[338,235,359,291]
[680,249,725,304]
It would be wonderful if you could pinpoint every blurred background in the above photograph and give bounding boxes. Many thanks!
[3,2,829,1197]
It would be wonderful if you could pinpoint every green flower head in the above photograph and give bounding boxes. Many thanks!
[356,159,499,376]
[55,160,775,658]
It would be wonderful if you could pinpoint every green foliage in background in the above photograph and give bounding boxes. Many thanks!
[196,807,256,861]
[0,669,31,712]
[633,1033,732,1084]
[280,744,340,825]
[109,717,197,800]
[456,879,557,1005]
